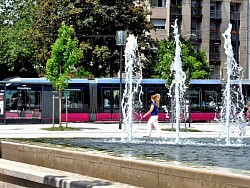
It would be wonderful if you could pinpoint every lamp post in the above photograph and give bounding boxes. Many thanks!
[235,19,239,63]
[116,30,127,129]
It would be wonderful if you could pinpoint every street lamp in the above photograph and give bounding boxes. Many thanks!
[116,30,127,129]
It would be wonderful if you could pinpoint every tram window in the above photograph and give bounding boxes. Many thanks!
[143,88,168,112]
[113,90,119,108]
[143,88,156,110]
[243,87,250,106]
[0,93,3,115]
[6,90,41,119]
[133,90,143,109]
[103,89,111,108]
[204,91,217,110]
[158,89,169,112]
[189,89,201,111]
[99,88,120,112]
[63,90,85,110]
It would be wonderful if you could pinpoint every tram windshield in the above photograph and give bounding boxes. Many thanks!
[6,90,41,119]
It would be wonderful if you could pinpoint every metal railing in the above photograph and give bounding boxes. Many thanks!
[170,6,182,15]
[210,10,222,19]
[230,12,240,20]
[231,33,239,41]
[190,30,202,39]
[210,31,221,40]
[191,7,202,16]
[209,53,220,61]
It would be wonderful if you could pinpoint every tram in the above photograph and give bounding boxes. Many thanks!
[0,77,243,124]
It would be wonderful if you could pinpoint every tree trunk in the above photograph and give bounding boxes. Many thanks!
[59,89,62,127]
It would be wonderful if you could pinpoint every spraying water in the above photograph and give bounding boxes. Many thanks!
[168,19,187,143]
[122,34,143,141]
[220,23,246,144]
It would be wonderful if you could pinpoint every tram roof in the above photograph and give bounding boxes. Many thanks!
[231,79,250,85]
[0,77,89,84]
[1,77,167,84]
[190,79,222,85]
[0,77,227,85]
[95,78,167,84]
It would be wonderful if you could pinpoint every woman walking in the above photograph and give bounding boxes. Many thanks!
[143,94,162,137]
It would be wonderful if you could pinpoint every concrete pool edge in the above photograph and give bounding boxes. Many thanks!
[1,141,249,188]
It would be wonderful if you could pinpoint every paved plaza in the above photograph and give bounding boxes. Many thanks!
[0,121,250,188]
[0,121,250,139]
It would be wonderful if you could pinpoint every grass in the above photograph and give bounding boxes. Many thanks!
[161,128,201,132]
[41,126,201,132]
[41,126,81,131]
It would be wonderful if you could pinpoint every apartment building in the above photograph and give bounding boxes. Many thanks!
[147,0,248,80]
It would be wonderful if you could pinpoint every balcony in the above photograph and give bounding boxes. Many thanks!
[190,30,202,38]
[210,31,221,44]
[189,30,202,44]
[230,12,240,20]
[209,53,221,64]
[231,31,239,42]
[169,27,182,36]
[150,29,167,40]
[231,32,240,53]
[210,10,222,22]
[191,6,202,21]
[170,5,182,19]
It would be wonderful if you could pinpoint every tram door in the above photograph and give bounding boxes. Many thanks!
[243,85,250,111]
[102,88,119,120]
[189,88,202,111]
[0,85,4,124]
[89,81,97,122]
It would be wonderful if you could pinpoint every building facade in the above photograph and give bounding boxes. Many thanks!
[147,0,248,80]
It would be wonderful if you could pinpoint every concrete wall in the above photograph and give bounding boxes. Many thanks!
[1,141,250,188]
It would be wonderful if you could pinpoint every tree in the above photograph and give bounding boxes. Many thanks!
[33,0,152,78]
[154,36,211,86]
[0,0,38,80]
[46,22,85,127]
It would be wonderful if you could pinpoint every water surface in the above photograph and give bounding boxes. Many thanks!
[21,137,250,175]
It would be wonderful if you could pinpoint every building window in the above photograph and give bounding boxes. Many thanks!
[191,22,198,31]
[210,45,220,53]
[230,4,237,12]
[151,19,166,29]
[151,0,166,7]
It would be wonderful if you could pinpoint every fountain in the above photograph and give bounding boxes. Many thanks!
[29,22,249,175]
[166,21,246,145]
[31,23,248,171]
[2,24,250,188]
[121,34,143,141]
[219,23,246,144]
[168,19,187,143]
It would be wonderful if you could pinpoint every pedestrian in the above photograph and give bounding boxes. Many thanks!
[246,101,250,125]
[143,93,162,137]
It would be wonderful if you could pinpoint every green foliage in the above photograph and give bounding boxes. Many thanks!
[0,0,152,78]
[34,0,152,78]
[0,0,38,79]
[75,67,90,78]
[46,22,84,91]
[154,37,211,86]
